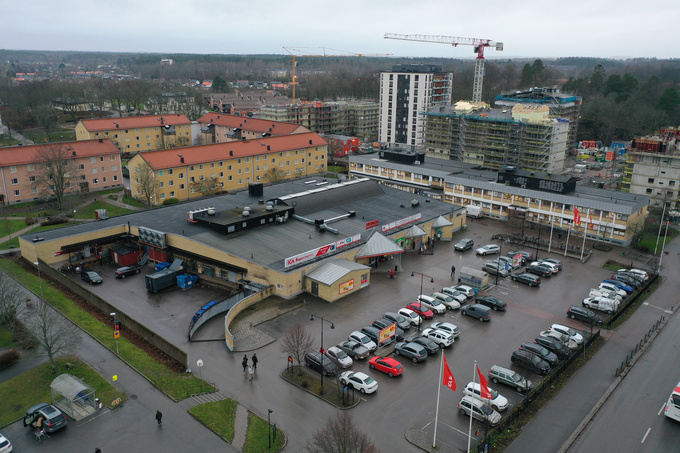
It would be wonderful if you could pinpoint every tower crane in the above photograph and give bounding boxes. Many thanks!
[283,47,390,101]
[384,33,503,103]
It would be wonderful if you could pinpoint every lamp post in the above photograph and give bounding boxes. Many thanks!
[495,239,504,286]
[411,271,434,332]
[268,409,273,448]
[310,314,334,391]
[73,209,77,222]
[111,312,119,354]
[34,261,43,297]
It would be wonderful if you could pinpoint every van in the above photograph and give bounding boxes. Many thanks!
[664,381,680,421]
[466,205,482,218]
[361,326,393,347]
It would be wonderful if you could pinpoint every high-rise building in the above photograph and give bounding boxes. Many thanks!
[379,64,452,148]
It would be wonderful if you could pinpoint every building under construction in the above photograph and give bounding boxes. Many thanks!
[424,102,569,173]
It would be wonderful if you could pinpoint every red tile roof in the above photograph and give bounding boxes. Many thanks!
[197,113,303,135]
[0,139,120,166]
[79,114,191,132]
[138,132,327,170]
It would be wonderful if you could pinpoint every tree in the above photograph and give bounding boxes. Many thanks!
[212,75,227,92]
[657,87,680,113]
[34,144,76,209]
[34,104,59,138]
[520,64,533,88]
[0,270,25,341]
[305,412,377,453]
[134,160,157,206]
[589,64,605,93]
[191,176,218,198]
[23,299,81,374]
[280,321,314,375]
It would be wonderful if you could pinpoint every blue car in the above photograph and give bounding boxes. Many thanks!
[602,279,633,294]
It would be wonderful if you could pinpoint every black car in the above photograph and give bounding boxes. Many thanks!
[511,349,551,375]
[409,336,440,355]
[506,250,533,264]
[526,263,552,277]
[511,273,541,287]
[372,318,405,342]
[534,336,572,360]
[520,342,559,366]
[304,351,338,376]
[455,238,475,252]
[115,265,141,279]
[475,295,507,311]
[383,312,411,331]
[80,270,103,284]
[567,305,603,325]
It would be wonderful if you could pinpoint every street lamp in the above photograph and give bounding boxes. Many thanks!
[411,272,434,332]
[310,314,334,391]
[111,312,119,354]
[495,239,504,286]
[268,409,273,449]
[34,261,43,297]
[73,209,77,222]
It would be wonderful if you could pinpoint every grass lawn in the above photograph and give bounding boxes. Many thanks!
[0,259,215,401]
[244,411,286,453]
[0,355,126,427]
[0,223,77,251]
[637,227,678,252]
[75,201,137,219]
[121,194,148,208]
[0,219,28,238]
[22,128,76,144]
[189,399,237,442]
[0,328,19,349]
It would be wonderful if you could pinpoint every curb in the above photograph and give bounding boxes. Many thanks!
[279,368,361,410]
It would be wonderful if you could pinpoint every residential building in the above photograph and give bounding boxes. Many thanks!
[494,87,582,151]
[0,139,122,205]
[424,102,569,173]
[349,152,649,245]
[128,132,328,205]
[145,93,198,117]
[197,113,310,144]
[379,64,453,148]
[75,114,193,153]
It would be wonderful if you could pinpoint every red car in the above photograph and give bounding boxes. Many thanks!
[405,302,434,320]
[369,356,404,377]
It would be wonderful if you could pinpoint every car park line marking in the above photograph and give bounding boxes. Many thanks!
[641,427,651,443]
[658,403,667,416]
[78,408,111,425]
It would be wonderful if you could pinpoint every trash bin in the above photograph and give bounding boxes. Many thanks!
[462,224,468,231]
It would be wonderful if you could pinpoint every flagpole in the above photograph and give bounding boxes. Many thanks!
[580,209,589,260]
[467,360,476,453]
[433,352,444,448]
[548,216,554,253]
[658,220,669,273]
[564,224,571,257]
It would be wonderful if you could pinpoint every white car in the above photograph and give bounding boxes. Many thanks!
[454,285,475,298]
[598,282,628,298]
[541,258,563,270]
[416,295,446,314]
[429,321,460,338]
[325,346,353,368]
[549,323,584,345]
[431,292,461,310]
[476,244,501,256]
[440,287,468,304]
[339,371,378,394]
[398,307,422,326]
[348,331,377,352]
[0,432,12,453]
[539,330,578,350]
[582,296,619,314]
[588,288,622,302]
[422,328,454,347]
[463,381,509,412]
[617,268,649,280]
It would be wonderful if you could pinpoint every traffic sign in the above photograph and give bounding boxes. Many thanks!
[114,331,120,338]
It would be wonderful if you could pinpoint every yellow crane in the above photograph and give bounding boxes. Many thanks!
[384,33,503,103]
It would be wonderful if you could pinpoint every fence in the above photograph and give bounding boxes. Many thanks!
[615,314,666,377]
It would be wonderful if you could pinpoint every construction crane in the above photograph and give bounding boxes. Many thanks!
[384,33,503,103]
[283,47,390,101]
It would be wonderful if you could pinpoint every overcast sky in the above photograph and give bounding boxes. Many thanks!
[4,0,680,60]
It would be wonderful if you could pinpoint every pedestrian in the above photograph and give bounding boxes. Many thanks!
[451,265,456,278]
[251,353,258,371]
[155,410,162,425]
[95,449,102,453]
[242,355,248,374]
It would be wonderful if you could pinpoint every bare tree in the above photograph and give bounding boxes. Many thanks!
[280,321,314,374]
[134,160,156,206]
[306,412,378,453]
[34,144,76,209]
[0,270,25,341]
[191,176,218,198]
[23,300,81,374]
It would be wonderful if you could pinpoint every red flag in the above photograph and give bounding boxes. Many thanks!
[442,355,456,391]
[574,207,581,226]
[589,212,594,230]
[476,366,492,399]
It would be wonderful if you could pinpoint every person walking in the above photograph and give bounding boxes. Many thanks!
[242,355,248,374]
[251,353,258,371]
[155,410,162,425]
[451,265,456,279]
[95,449,102,453]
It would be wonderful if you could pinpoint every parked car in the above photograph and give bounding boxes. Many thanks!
[615,271,646,285]
[602,279,634,294]
[475,295,507,311]
[361,326,393,347]
[598,282,628,298]
[372,318,405,340]
[610,273,640,288]
[582,296,619,314]
[617,268,649,280]
[497,255,521,270]
[431,292,461,310]
[567,305,604,325]
[80,270,103,285]
[369,356,403,377]
[535,261,559,274]
[476,244,501,256]
[337,340,369,360]
[488,365,532,392]
[394,342,428,362]
[520,342,559,366]
[405,302,434,320]
[464,381,509,411]
[461,304,491,322]
[455,238,475,251]
[325,346,353,368]
[429,321,460,338]
[539,330,578,350]
[588,288,622,302]
[23,403,67,433]
[526,263,553,277]
[398,307,422,326]
[511,349,551,375]
[421,328,454,347]
[383,312,411,331]
[339,371,378,394]
[457,396,502,426]
[440,287,469,304]
[409,336,440,355]
[510,273,541,287]
[482,262,509,278]
[549,324,584,345]
[304,351,338,376]
[541,258,563,270]
[506,250,534,264]
[453,285,475,298]
[348,331,377,352]
[0,432,11,453]
[416,295,446,315]
[114,265,141,278]
[534,336,572,360]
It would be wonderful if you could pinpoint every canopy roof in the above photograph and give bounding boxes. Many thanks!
[355,232,404,259]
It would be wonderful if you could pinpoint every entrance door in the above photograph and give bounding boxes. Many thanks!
[311,281,319,296]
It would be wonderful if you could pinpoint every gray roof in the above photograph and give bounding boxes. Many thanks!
[306,259,371,285]
[355,232,404,259]
[432,215,454,228]
[403,225,427,238]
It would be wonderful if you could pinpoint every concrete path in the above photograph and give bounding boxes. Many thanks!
[232,404,249,450]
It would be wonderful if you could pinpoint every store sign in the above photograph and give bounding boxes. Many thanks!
[284,234,361,268]
[365,219,379,229]
[379,324,396,343]
[381,213,422,233]
[339,279,354,295]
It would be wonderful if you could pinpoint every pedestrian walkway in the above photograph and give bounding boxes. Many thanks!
[232,404,249,450]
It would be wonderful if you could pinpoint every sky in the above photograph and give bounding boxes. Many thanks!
[3,0,680,60]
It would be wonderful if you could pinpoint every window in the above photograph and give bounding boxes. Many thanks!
[648,178,655,183]
[31,187,38,193]
[159,182,164,188]
[159,170,164,176]
[179,173,184,178]
[27,164,35,171]
[92,168,98,174]
[190,177,195,183]
[169,191,175,197]
[100,156,105,162]
[103,177,107,183]
[101,166,106,172]
[179,184,185,190]
[14,190,20,196]
[670,181,676,187]
[199,164,204,170]
[93,178,99,184]
[646,188,653,194]
[111,165,117,171]
[160,193,166,199]
[90,157,96,163]
[228,165,232,171]
[168,169,174,175]
[29,176,36,182]
[169,180,174,186]
[11,178,18,185]
[190,166,195,171]
[113,175,118,181]
[219,172,224,177]
[228,175,233,181]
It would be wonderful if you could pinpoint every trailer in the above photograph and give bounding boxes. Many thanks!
[146,259,183,293]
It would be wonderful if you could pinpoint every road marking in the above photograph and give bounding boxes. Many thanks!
[644,302,669,313]
[641,427,651,443]
[78,408,110,425]
[658,403,667,416]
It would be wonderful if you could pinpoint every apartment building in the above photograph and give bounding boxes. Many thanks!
[75,114,193,153]
[128,132,328,205]
[0,139,122,205]
[197,113,310,144]
[424,102,569,173]
[207,92,290,116]
[379,64,453,148]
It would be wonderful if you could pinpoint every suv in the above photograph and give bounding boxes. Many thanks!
[429,321,460,338]
[421,328,454,347]
[511,349,551,375]
[304,351,338,376]
[454,238,474,251]
[431,292,461,310]
[488,365,532,392]
[457,396,501,425]
[463,381,509,411]
[372,318,405,341]
[394,342,428,362]
[337,340,369,360]
[23,403,67,433]
[440,287,468,304]
[461,304,491,322]
[520,342,559,366]
[567,305,604,325]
